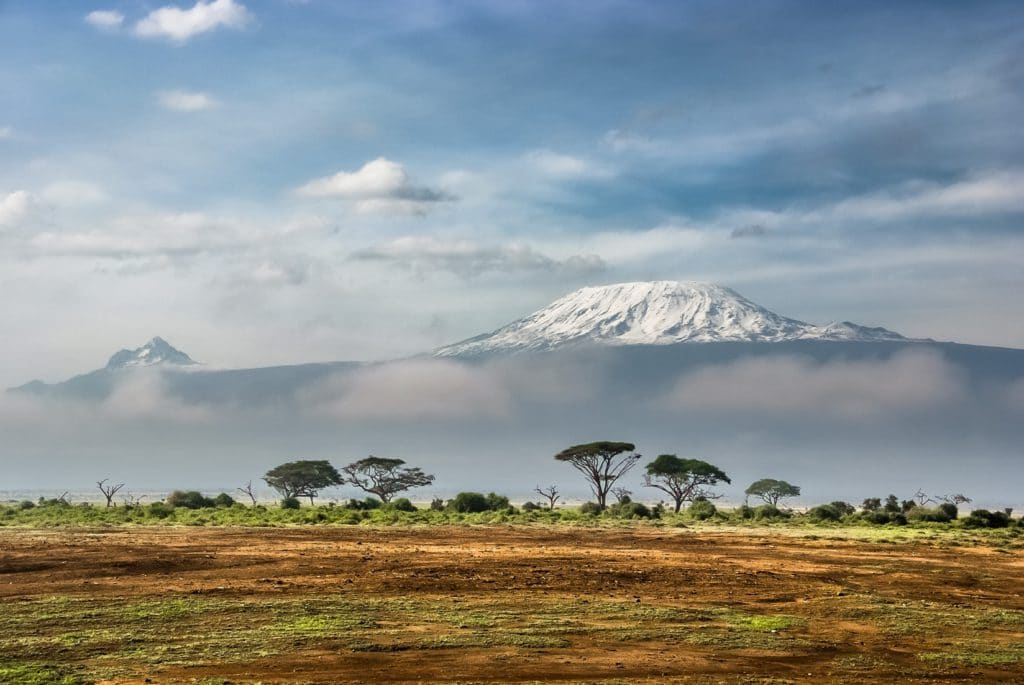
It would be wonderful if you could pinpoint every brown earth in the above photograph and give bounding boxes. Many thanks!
[1,525,1023,684]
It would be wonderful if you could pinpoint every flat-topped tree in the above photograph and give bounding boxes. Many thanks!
[745,478,800,507]
[644,455,730,513]
[340,457,435,503]
[263,460,342,505]
[554,441,641,510]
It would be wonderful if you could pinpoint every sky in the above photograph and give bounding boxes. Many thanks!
[2,0,1024,389]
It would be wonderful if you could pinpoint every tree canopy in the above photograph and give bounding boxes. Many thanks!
[340,456,435,503]
[263,460,342,504]
[744,478,800,506]
[643,455,730,513]
[554,441,640,509]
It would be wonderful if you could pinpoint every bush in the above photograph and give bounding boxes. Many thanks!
[736,504,755,519]
[344,497,382,511]
[17,500,35,510]
[963,509,1011,529]
[579,502,603,515]
[146,502,174,519]
[450,492,490,513]
[688,499,717,520]
[280,497,301,510]
[754,504,789,520]
[521,501,541,512]
[607,501,653,519]
[906,506,952,523]
[485,492,511,511]
[212,493,235,507]
[166,490,214,509]
[938,502,959,520]
[430,498,445,511]
[829,501,856,517]
[807,504,843,522]
[388,497,416,512]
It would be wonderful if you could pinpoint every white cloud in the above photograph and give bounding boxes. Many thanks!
[0,190,38,227]
[297,157,452,215]
[306,360,512,421]
[0,126,13,140]
[84,9,125,31]
[157,90,218,112]
[41,181,107,206]
[525,150,611,179]
[354,236,605,278]
[134,0,251,43]
[665,350,966,420]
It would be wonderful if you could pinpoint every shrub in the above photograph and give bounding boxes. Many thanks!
[736,504,755,519]
[963,509,1011,528]
[938,502,959,520]
[906,506,952,523]
[17,500,35,510]
[166,491,214,509]
[430,498,445,511]
[688,499,717,520]
[450,492,489,513]
[863,510,892,525]
[579,501,603,515]
[807,504,843,522]
[754,504,789,520]
[485,492,512,511]
[212,493,235,508]
[607,501,653,519]
[344,497,382,510]
[146,502,174,519]
[829,501,856,517]
[521,501,541,512]
[280,497,301,510]
[388,497,416,512]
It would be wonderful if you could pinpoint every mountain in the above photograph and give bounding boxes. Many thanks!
[434,281,913,357]
[105,336,198,370]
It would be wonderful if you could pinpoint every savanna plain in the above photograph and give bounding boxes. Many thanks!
[2,515,1024,684]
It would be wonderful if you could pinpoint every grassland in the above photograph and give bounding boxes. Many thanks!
[1,522,1023,683]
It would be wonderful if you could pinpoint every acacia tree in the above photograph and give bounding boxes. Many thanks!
[237,480,258,506]
[340,457,435,503]
[554,441,641,510]
[263,460,342,505]
[745,478,800,507]
[643,455,731,513]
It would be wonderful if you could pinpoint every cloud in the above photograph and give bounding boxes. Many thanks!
[134,0,251,43]
[296,158,452,215]
[157,90,218,112]
[305,359,512,421]
[0,191,38,227]
[0,126,13,140]
[41,181,106,206]
[730,224,768,239]
[664,349,966,421]
[525,150,611,179]
[84,9,125,31]
[353,237,606,278]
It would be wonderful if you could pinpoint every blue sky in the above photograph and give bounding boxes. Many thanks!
[1,0,1023,385]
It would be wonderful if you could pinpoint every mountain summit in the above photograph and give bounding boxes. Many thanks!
[435,281,910,356]
[105,337,198,370]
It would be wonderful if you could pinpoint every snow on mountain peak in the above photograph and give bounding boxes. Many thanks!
[434,280,909,356]
[105,336,198,370]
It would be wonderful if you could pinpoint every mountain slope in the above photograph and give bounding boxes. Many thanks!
[435,281,911,357]
[105,337,198,370]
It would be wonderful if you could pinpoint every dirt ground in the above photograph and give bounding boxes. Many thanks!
[1,525,1023,684]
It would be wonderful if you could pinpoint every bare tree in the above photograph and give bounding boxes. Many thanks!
[938,493,972,506]
[97,479,124,508]
[534,485,560,511]
[237,480,258,506]
[122,492,145,508]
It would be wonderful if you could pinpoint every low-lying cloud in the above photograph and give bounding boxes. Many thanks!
[665,349,966,420]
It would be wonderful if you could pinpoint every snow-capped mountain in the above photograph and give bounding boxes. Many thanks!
[435,281,912,356]
[105,337,198,370]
